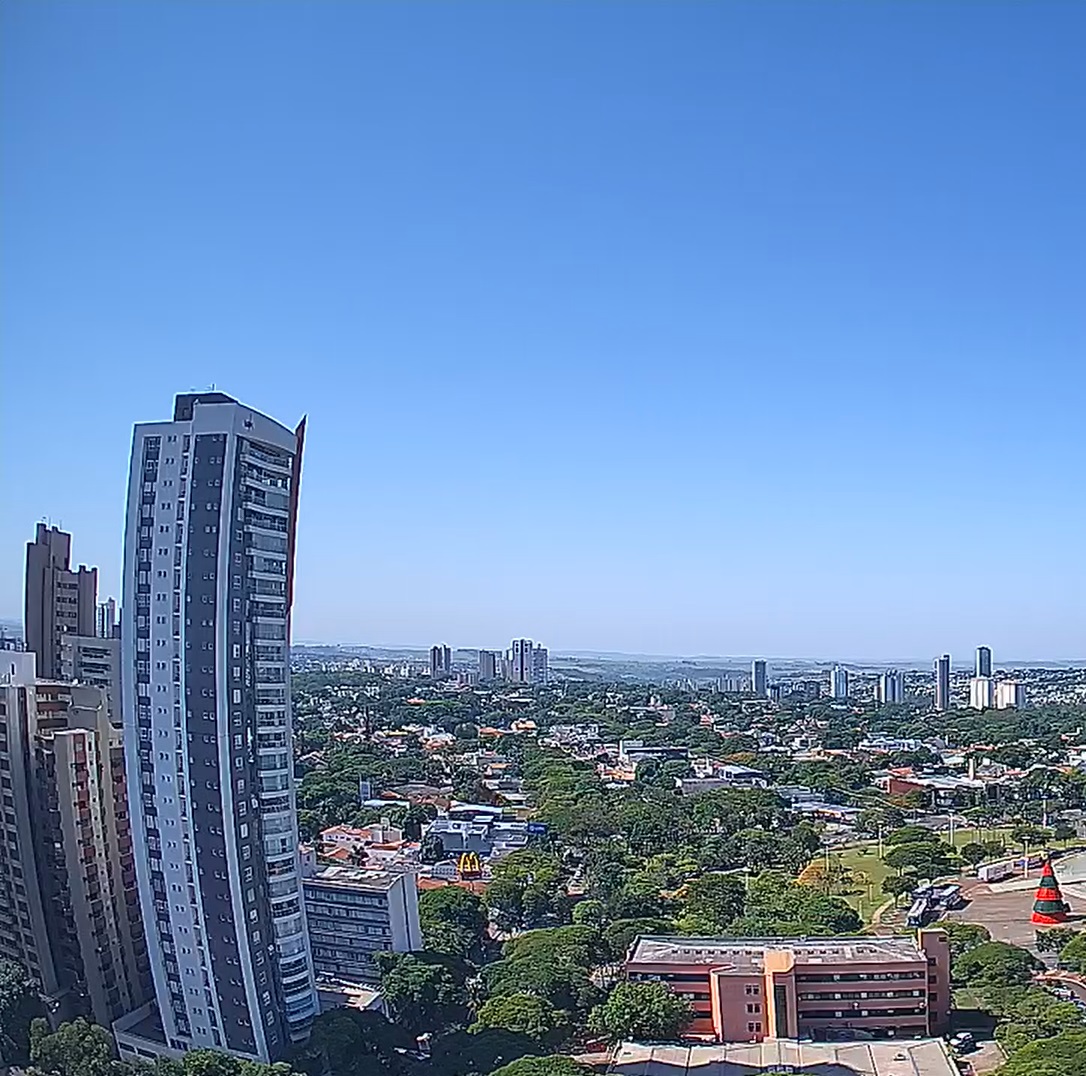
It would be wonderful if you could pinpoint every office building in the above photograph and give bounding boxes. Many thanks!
[119,393,316,1063]
[933,655,951,711]
[429,644,452,679]
[829,665,849,700]
[24,524,97,679]
[531,644,549,685]
[996,681,1027,710]
[877,670,905,706]
[969,676,996,711]
[975,646,992,678]
[625,930,951,1043]
[477,650,499,681]
[301,865,421,985]
[97,598,119,639]
[751,660,767,699]
[62,634,122,727]
[0,653,149,1027]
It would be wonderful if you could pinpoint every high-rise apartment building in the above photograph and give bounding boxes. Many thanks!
[97,597,119,639]
[996,681,1027,710]
[119,393,316,1062]
[969,676,996,711]
[531,645,549,686]
[62,634,122,727]
[477,650,499,681]
[0,653,149,1027]
[877,670,905,705]
[751,659,767,699]
[301,864,421,984]
[509,638,533,684]
[24,524,97,679]
[975,646,992,678]
[934,655,951,711]
[829,665,849,700]
[429,644,452,679]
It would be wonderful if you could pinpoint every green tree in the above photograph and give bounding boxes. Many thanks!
[571,900,607,930]
[489,1057,589,1076]
[885,825,940,847]
[471,994,563,1043]
[676,874,744,933]
[996,1030,1086,1075]
[1058,931,1086,972]
[1036,927,1079,954]
[375,951,469,1034]
[291,1008,414,1076]
[602,918,674,963]
[588,982,690,1042]
[953,941,1042,989]
[0,957,44,1065]
[883,841,957,880]
[419,885,487,960]
[881,875,915,904]
[28,1018,118,1076]
[959,842,988,868]
[935,920,991,960]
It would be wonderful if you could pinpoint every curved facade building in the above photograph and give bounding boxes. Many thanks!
[120,393,316,1062]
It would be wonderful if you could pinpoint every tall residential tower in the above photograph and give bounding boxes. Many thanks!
[934,654,951,711]
[119,394,316,1062]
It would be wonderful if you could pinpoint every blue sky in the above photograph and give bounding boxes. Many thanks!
[2,1,1084,661]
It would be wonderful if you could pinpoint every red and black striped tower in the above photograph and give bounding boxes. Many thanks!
[1031,858,1068,924]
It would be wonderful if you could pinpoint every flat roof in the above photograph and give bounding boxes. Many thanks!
[304,865,406,891]
[610,1040,956,1076]
[628,935,925,970]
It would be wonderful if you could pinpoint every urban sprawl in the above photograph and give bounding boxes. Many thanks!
[4,393,1086,1076]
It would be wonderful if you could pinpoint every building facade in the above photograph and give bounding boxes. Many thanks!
[625,932,951,1043]
[477,650,499,681]
[429,645,452,679]
[751,660,767,698]
[975,646,992,678]
[877,670,905,705]
[62,634,122,727]
[0,653,149,1027]
[969,676,995,711]
[302,865,421,984]
[996,681,1027,709]
[829,665,849,700]
[933,655,951,711]
[120,393,316,1062]
[24,524,97,680]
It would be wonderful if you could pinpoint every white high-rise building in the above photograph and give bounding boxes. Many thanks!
[877,670,905,705]
[969,676,996,711]
[531,644,549,685]
[829,665,849,700]
[996,681,1027,710]
[119,394,316,1063]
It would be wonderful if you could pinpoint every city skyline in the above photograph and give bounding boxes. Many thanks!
[3,3,1085,661]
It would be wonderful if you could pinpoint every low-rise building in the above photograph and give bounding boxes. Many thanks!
[625,931,950,1043]
[302,865,422,984]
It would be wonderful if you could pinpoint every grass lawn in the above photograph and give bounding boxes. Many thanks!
[825,844,896,924]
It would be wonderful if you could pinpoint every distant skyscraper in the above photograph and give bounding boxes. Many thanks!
[531,645,549,685]
[477,650,499,681]
[429,644,452,678]
[975,646,992,678]
[0,653,149,1027]
[877,670,905,705]
[751,659,767,698]
[510,638,533,684]
[934,654,951,711]
[96,597,119,639]
[969,676,996,711]
[829,665,849,700]
[996,681,1027,710]
[120,393,316,1062]
[24,523,97,679]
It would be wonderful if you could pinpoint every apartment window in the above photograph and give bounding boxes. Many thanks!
[746,1004,761,1014]
[745,984,760,995]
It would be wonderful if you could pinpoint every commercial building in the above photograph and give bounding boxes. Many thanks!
[975,646,992,678]
[969,676,995,711]
[24,524,97,679]
[429,644,452,678]
[477,650,500,681]
[625,931,950,1043]
[751,659,767,699]
[933,655,951,711]
[829,665,849,700]
[61,634,122,727]
[119,393,316,1063]
[877,670,905,706]
[0,653,149,1027]
[301,865,421,985]
[996,681,1027,710]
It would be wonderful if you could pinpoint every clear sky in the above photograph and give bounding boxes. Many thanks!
[2,1,1084,661]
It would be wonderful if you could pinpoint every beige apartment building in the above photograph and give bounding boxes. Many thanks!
[0,652,149,1025]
